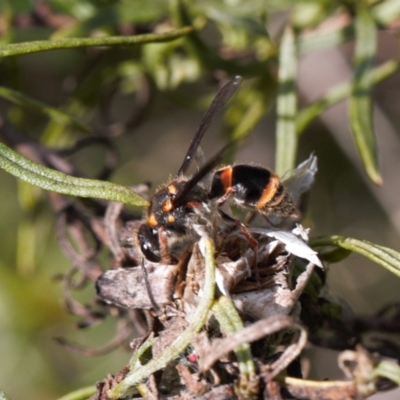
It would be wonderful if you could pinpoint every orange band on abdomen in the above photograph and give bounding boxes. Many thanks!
[220,166,233,192]
[256,173,280,210]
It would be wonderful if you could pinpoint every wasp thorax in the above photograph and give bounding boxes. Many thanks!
[146,181,195,232]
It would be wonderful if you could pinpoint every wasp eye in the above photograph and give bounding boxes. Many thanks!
[138,224,160,262]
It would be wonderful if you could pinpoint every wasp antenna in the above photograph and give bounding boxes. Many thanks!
[176,75,242,177]
[140,258,160,310]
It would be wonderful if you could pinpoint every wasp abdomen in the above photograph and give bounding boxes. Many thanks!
[209,164,296,217]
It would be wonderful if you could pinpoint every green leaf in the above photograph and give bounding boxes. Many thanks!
[0,27,194,58]
[223,72,277,150]
[310,235,400,278]
[0,86,90,133]
[349,5,381,185]
[298,24,354,53]
[171,0,267,76]
[296,60,400,135]
[318,247,352,263]
[57,386,97,400]
[291,2,329,30]
[212,296,255,381]
[51,1,169,39]
[374,360,400,385]
[0,143,149,207]
[206,6,270,37]
[275,27,298,176]
[372,0,400,26]
[129,337,157,369]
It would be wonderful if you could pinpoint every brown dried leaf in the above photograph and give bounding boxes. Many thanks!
[283,377,357,400]
[233,262,315,320]
[96,263,180,309]
[176,364,210,395]
[338,345,376,397]
[198,384,236,399]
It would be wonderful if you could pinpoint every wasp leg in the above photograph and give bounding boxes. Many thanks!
[216,186,236,205]
[219,210,260,286]
[235,220,260,286]
[261,213,277,227]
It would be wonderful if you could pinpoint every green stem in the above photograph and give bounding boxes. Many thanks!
[212,296,255,379]
[0,27,194,58]
[296,59,399,135]
[129,337,157,369]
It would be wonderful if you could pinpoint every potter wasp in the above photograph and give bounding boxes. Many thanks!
[136,76,296,263]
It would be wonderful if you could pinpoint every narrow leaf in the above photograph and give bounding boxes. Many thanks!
[349,5,381,184]
[276,27,298,176]
[224,72,277,150]
[374,360,400,385]
[212,296,255,380]
[318,247,352,263]
[297,60,399,135]
[298,24,354,53]
[0,143,149,207]
[171,0,266,76]
[0,27,194,58]
[57,386,97,400]
[373,0,400,26]
[0,86,90,133]
[310,235,400,278]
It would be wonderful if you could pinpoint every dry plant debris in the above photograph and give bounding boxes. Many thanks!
[35,149,397,399]
[2,114,398,399]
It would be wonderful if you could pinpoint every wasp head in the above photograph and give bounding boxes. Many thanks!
[138,179,207,262]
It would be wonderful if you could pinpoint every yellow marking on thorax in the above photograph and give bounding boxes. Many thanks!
[167,184,178,194]
[148,213,158,227]
[162,198,174,212]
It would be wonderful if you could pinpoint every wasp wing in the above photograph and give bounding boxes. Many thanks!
[176,75,242,177]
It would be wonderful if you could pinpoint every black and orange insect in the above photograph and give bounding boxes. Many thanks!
[137,76,296,263]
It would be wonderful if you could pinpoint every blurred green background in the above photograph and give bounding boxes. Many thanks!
[1,0,400,399]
